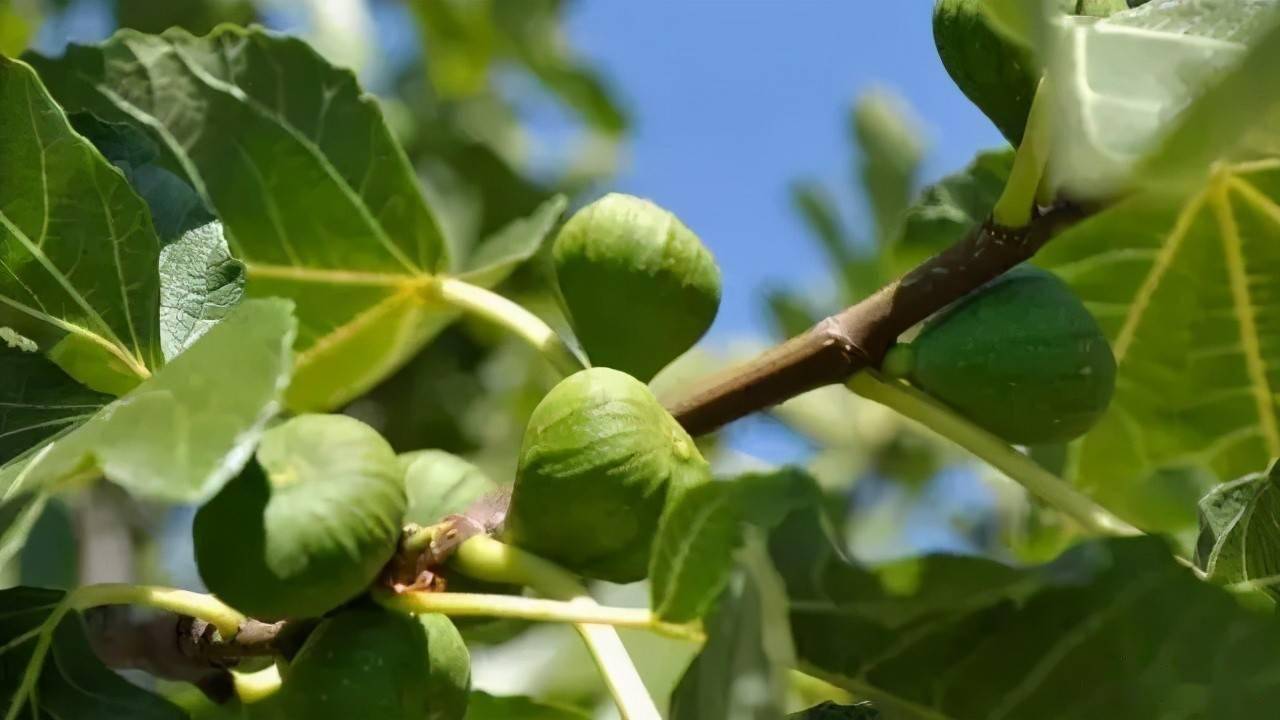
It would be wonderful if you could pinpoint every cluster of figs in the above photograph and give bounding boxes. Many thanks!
[193,181,1114,715]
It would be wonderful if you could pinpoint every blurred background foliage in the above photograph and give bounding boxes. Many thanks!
[0,0,1054,714]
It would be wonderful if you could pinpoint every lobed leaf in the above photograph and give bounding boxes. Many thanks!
[0,57,163,394]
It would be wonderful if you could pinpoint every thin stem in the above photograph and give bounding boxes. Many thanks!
[993,78,1052,229]
[233,663,283,704]
[433,276,585,377]
[848,371,1141,537]
[378,590,702,642]
[449,535,661,720]
[68,584,247,638]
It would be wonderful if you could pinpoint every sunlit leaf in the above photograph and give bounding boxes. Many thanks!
[0,587,185,720]
[1048,0,1280,198]
[1196,458,1280,593]
[28,27,456,411]
[0,57,162,395]
[1037,164,1280,530]
[5,298,295,504]
[669,535,795,720]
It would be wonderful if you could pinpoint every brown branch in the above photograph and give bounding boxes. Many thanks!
[667,204,1093,436]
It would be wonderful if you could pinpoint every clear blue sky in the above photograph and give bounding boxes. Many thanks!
[563,1,1006,340]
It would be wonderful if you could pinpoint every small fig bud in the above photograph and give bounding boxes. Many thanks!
[504,367,710,582]
[274,606,470,720]
[193,415,405,620]
[553,193,721,382]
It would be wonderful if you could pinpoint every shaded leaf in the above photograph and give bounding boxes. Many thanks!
[400,449,499,526]
[0,56,162,394]
[465,691,590,719]
[1048,0,1280,198]
[669,535,795,720]
[17,497,75,589]
[852,91,923,247]
[0,587,185,719]
[5,298,295,504]
[650,468,820,623]
[0,346,108,467]
[1196,458,1280,591]
[773,508,1280,719]
[29,27,454,411]
[894,149,1013,275]
[1037,165,1280,530]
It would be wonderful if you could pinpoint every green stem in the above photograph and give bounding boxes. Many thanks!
[233,663,283,704]
[68,584,246,638]
[448,535,662,720]
[377,590,702,642]
[433,276,585,377]
[992,77,1053,229]
[848,371,1141,538]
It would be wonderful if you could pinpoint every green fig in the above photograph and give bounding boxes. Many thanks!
[275,606,470,720]
[194,415,405,620]
[504,367,710,582]
[886,266,1116,445]
[553,193,721,382]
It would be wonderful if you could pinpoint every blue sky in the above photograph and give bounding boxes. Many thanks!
[563,1,1007,340]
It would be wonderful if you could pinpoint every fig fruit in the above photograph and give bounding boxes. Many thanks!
[275,606,470,720]
[504,367,710,582]
[553,193,721,382]
[194,414,405,620]
[887,266,1115,445]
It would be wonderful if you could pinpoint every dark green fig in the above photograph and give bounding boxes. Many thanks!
[274,606,470,720]
[890,266,1115,445]
[194,415,405,620]
[933,0,1041,144]
[553,193,721,382]
[504,367,710,582]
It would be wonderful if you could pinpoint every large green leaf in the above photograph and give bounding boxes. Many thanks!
[0,346,108,467]
[773,511,1280,718]
[1196,458,1280,592]
[0,56,162,395]
[0,587,185,720]
[3,298,295,504]
[27,27,458,411]
[668,536,795,720]
[1048,0,1280,198]
[650,468,819,623]
[1037,164,1280,529]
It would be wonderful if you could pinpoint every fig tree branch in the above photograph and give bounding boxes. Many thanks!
[665,204,1093,436]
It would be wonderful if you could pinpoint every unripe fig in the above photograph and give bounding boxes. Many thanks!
[194,415,405,620]
[504,367,710,582]
[553,193,721,382]
[275,606,470,720]
[888,266,1115,445]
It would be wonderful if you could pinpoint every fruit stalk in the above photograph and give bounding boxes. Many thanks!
[448,535,662,720]
[667,203,1092,436]
[848,371,1140,537]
